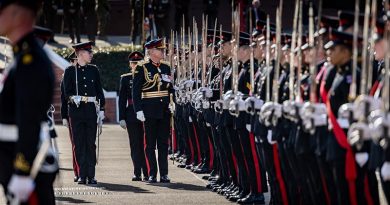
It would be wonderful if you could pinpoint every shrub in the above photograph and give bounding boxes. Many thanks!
[54,45,143,92]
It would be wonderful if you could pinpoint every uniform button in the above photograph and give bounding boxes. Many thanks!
[82,69,85,71]
[85,93,87,95]
[83,77,86,79]
[160,99,163,102]
[84,85,87,87]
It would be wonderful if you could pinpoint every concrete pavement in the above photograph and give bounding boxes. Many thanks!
[1,125,237,205]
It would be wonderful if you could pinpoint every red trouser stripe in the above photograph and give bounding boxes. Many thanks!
[192,123,202,164]
[364,174,374,205]
[188,137,195,163]
[172,127,177,153]
[28,190,38,205]
[273,144,289,205]
[68,118,80,176]
[231,150,239,182]
[319,167,331,205]
[208,137,214,169]
[142,123,150,175]
[249,132,262,193]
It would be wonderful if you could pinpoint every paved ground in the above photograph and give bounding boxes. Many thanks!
[0,125,241,205]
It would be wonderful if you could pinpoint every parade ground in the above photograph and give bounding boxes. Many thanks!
[0,125,271,205]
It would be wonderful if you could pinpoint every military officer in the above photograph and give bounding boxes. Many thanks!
[62,51,79,182]
[63,41,105,185]
[0,0,57,203]
[132,38,173,183]
[119,51,149,181]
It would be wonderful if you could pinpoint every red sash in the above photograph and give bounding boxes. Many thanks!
[320,80,357,205]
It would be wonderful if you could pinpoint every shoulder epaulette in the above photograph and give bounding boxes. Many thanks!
[137,60,147,66]
[121,72,132,77]
[160,60,170,66]
[121,73,132,77]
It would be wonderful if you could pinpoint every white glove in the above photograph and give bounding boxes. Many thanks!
[189,116,193,122]
[119,120,127,129]
[99,111,105,121]
[246,124,251,132]
[136,111,145,122]
[267,130,276,144]
[355,152,369,167]
[381,162,390,181]
[169,103,175,114]
[62,119,69,127]
[7,175,35,202]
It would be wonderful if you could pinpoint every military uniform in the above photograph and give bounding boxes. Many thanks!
[64,0,81,44]
[0,21,56,204]
[119,51,148,181]
[63,42,105,184]
[132,39,173,183]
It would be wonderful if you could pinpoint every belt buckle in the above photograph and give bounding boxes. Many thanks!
[81,96,88,102]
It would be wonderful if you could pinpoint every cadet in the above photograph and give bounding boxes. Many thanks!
[0,0,56,203]
[119,51,149,181]
[132,38,173,183]
[62,51,80,182]
[63,41,105,185]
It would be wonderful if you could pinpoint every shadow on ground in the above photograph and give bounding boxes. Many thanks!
[147,182,208,191]
[56,197,92,204]
[97,182,154,194]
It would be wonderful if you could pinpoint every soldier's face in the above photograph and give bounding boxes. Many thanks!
[374,38,387,61]
[150,49,164,60]
[222,43,232,57]
[78,50,93,63]
[0,5,15,36]
[326,45,350,66]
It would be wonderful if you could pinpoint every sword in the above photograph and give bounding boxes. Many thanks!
[96,100,102,165]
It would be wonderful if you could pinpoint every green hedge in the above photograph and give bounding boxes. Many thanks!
[54,45,143,92]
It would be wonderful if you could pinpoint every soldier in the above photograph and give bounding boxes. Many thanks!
[62,51,79,182]
[130,0,144,44]
[63,41,105,185]
[96,0,110,41]
[119,51,149,181]
[0,0,57,203]
[132,38,173,183]
[82,0,97,42]
[64,0,81,44]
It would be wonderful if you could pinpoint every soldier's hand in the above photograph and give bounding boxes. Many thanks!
[99,111,105,121]
[355,152,369,167]
[169,103,175,114]
[7,175,35,202]
[62,119,69,127]
[136,111,145,122]
[119,120,127,129]
[267,130,276,145]
[246,124,251,132]
[381,162,390,181]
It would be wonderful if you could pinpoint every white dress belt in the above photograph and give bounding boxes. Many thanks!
[0,123,18,142]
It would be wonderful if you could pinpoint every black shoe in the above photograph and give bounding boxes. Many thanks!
[132,175,142,181]
[193,166,211,174]
[237,193,265,204]
[177,163,186,168]
[143,176,149,181]
[87,178,97,185]
[77,177,86,184]
[147,176,157,183]
[69,39,75,44]
[73,176,79,182]
[160,175,171,183]
[202,175,210,180]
